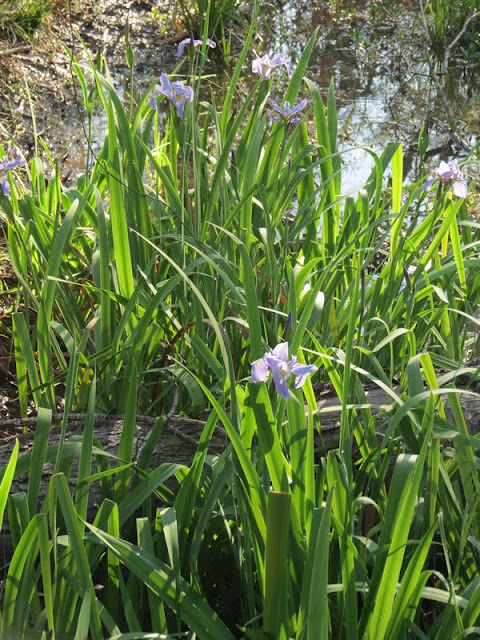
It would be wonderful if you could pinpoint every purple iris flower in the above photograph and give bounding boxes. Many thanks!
[251,341,318,400]
[252,53,292,80]
[424,159,467,198]
[176,37,216,57]
[149,73,194,119]
[268,98,307,125]
[0,156,25,196]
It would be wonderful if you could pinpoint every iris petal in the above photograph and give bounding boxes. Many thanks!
[424,158,467,198]
[452,178,467,199]
[251,358,269,382]
[251,341,317,399]
[271,366,290,400]
[0,175,10,195]
[150,75,194,118]
[272,342,289,361]
[292,364,318,389]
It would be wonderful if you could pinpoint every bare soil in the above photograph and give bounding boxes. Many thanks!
[0,0,183,159]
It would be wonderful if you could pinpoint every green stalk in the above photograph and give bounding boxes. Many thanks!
[263,491,292,638]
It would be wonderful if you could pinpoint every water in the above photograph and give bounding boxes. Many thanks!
[260,0,478,192]
[38,0,480,193]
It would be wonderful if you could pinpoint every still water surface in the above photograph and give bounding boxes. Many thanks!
[46,0,479,194]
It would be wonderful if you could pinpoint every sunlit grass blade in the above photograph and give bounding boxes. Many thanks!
[104,96,135,302]
[159,506,182,623]
[449,210,467,292]
[12,311,44,409]
[114,358,137,501]
[37,512,55,636]
[245,382,291,493]
[365,398,434,640]
[2,516,38,634]
[28,407,52,516]
[75,377,96,528]
[390,142,404,255]
[137,515,168,632]
[386,519,437,637]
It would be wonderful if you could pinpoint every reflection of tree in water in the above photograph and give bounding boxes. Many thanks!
[262,0,478,186]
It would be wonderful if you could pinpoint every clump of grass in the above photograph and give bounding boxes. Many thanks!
[423,0,480,64]
[172,0,248,48]
[0,0,51,39]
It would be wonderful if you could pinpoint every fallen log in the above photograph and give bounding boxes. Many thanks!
[0,383,479,543]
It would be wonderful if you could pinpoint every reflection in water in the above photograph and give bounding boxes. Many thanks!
[260,0,478,193]
[44,0,478,194]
